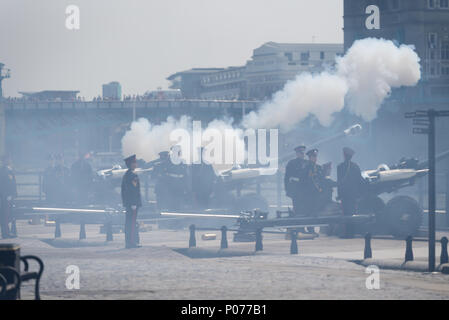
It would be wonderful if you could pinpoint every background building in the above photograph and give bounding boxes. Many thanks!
[167,42,343,100]
[245,42,343,99]
[18,90,80,101]
[102,81,122,101]
[199,66,246,100]
[167,68,225,99]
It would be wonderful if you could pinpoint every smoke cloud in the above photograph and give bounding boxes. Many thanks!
[121,116,191,161]
[338,38,421,121]
[242,38,421,130]
[122,38,421,163]
[121,116,246,164]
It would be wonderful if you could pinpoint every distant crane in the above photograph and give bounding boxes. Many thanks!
[0,63,11,100]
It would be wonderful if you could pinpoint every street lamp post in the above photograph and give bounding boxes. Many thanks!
[406,109,449,272]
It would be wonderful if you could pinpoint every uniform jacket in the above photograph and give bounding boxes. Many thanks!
[305,162,325,194]
[284,158,309,197]
[337,160,365,199]
[121,169,142,208]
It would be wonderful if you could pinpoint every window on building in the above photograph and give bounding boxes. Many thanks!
[300,52,310,61]
[431,51,435,60]
[440,0,449,8]
[442,43,449,60]
[284,52,293,61]
[320,51,325,60]
[428,33,438,49]
[428,0,436,8]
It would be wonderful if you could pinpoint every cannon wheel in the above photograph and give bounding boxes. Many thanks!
[358,195,386,216]
[385,195,422,238]
[233,193,269,212]
[357,195,387,234]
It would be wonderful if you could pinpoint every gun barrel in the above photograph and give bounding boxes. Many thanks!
[279,124,362,164]
[418,149,449,169]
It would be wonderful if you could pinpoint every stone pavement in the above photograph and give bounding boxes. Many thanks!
[2,220,449,300]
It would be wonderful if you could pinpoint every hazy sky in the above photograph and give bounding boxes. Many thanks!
[0,0,343,99]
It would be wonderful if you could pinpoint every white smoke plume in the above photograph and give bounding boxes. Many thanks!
[338,38,421,121]
[121,116,246,164]
[242,38,421,131]
[121,116,191,162]
[122,38,421,163]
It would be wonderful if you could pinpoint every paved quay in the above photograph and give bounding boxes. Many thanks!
[2,220,449,300]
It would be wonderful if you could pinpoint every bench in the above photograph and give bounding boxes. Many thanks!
[0,255,44,300]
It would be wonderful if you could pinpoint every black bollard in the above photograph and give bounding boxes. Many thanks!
[10,219,17,237]
[189,224,196,248]
[220,226,228,249]
[441,237,448,264]
[106,221,113,242]
[55,219,61,238]
[364,233,372,259]
[255,229,263,252]
[405,235,414,262]
[79,222,86,240]
[290,230,298,254]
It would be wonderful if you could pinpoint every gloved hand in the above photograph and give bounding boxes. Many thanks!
[131,205,137,210]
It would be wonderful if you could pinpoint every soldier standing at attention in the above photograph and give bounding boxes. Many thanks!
[337,147,365,238]
[71,151,94,205]
[152,151,171,210]
[191,147,216,208]
[0,154,17,239]
[52,153,71,205]
[42,154,56,205]
[284,145,308,216]
[305,148,324,217]
[121,154,142,249]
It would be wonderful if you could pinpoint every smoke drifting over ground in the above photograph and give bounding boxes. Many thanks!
[243,38,421,131]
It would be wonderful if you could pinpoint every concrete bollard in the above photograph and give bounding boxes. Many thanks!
[10,219,17,237]
[79,222,86,240]
[189,224,196,248]
[290,230,298,254]
[364,233,372,259]
[106,222,113,242]
[405,235,414,262]
[255,229,263,252]
[441,237,448,264]
[54,219,61,238]
[220,226,228,249]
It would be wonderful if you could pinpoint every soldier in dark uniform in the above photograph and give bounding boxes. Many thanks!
[42,154,56,205]
[337,147,365,238]
[51,154,71,205]
[0,154,17,239]
[152,151,171,210]
[304,148,325,217]
[71,151,94,205]
[320,161,337,205]
[284,145,308,216]
[165,145,189,210]
[121,154,142,249]
[191,147,216,208]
